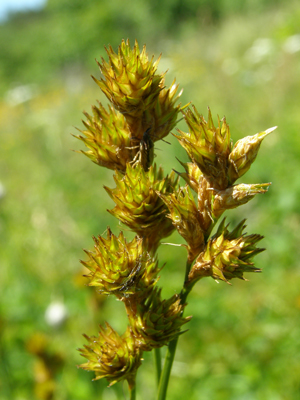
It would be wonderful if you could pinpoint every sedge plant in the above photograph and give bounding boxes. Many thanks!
[74,39,276,400]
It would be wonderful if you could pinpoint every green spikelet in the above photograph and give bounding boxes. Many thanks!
[104,163,179,253]
[79,323,142,388]
[188,219,264,285]
[81,228,160,297]
[174,107,232,189]
[128,287,191,350]
[227,126,277,184]
[75,103,132,172]
[93,39,163,126]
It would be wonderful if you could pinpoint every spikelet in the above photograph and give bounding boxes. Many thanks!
[104,163,179,253]
[93,39,163,133]
[211,183,271,218]
[79,323,142,388]
[75,103,132,172]
[127,287,191,350]
[227,127,277,184]
[81,228,160,298]
[188,219,264,285]
[174,107,232,189]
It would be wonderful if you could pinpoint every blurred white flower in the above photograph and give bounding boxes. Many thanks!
[45,301,68,327]
[0,182,6,200]
[245,38,274,64]
[283,34,300,54]
[5,84,37,106]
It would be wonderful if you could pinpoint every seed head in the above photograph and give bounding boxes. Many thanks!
[81,228,160,298]
[104,163,179,253]
[79,323,142,387]
[128,287,191,350]
[93,39,162,125]
[75,103,132,172]
[174,107,232,189]
[188,219,264,285]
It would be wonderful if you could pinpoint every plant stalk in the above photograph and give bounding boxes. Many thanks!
[156,337,178,400]
[129,382,136,400]
[154,347,162,386]
[156,260,192,400]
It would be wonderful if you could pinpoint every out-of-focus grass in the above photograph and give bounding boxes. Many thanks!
[1,2,300,399]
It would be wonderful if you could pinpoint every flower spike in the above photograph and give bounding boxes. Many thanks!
[188,219,264,285]
[75,103,132,172]
[81,228,160,298]
[127,287,191,350]
[79,323,142,388]
[93,39,162,123]
[104,163,179,253]
[174,106,232,189]
[73,39,274,397]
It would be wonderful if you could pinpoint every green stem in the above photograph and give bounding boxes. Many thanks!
[154,347,162,386]
[129,382,136,400]
[156,211,219,399]
[156,261,192,400]
[184,258,193,285]
[156,337,178,400]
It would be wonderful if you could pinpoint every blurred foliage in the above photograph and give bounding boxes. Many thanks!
[0,0,298,93]
[1,0,300,399]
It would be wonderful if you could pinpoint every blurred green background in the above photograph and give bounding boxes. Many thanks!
[1,0,300,399]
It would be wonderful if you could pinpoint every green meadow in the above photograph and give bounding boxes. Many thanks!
[1,1,300,399]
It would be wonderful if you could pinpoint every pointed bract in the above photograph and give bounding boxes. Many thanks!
[143,78,186,142]
[197,175,216,235]
[175,160,202,193]
[212,183,272,218]
[227,127,277,184]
